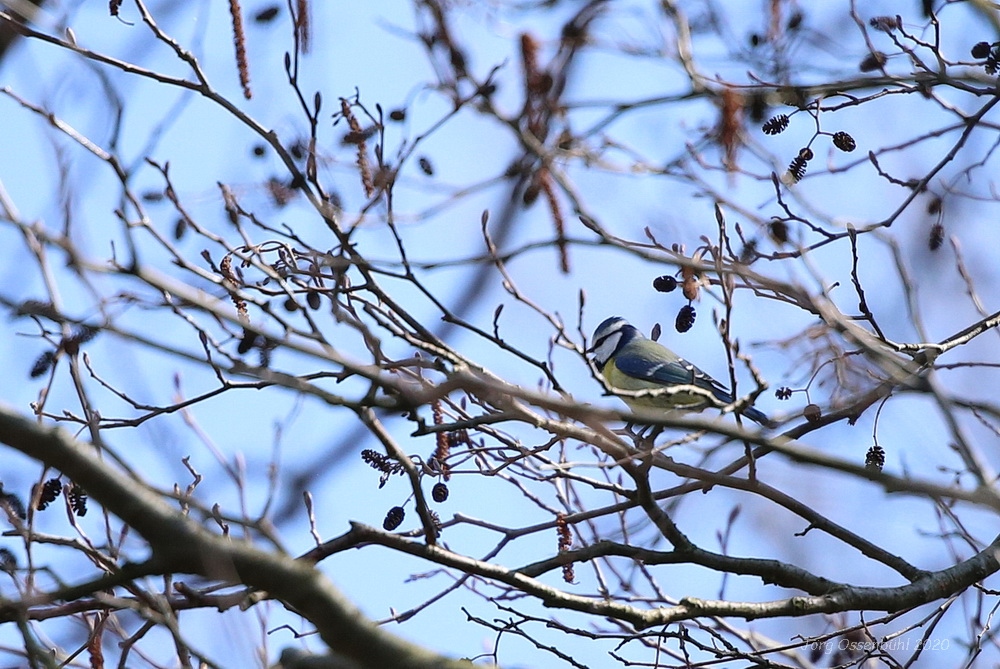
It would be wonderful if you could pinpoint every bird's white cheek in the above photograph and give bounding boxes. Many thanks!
[593,334,621,366]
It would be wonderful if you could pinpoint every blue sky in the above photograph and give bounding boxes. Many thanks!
[2,1,1000,666]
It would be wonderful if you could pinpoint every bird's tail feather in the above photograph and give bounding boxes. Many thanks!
[741,406,775,428]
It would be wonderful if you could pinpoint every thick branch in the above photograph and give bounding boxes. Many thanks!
[0,404,482,669]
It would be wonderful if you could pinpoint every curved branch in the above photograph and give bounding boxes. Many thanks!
[0,404,483,669]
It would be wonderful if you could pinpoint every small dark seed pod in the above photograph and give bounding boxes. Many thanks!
[68,483,87,517]
[675,305,696,333]
[972,41,992,59]
[653,275,678,293]
[762,114,789,135]
[832,132,856,152]
[865,445,886,471]
[383,506,405,531]
[432,482,449,503]
[929,223,944,251]
[786,155,808,182]
[30,350,56,379]
[36,478,62,511]
[859,51,887,72]
[0,492,25,520]
[769,220,789,244]
[869,16,899,32]
[254,6,280,23]
[237,329,258,354]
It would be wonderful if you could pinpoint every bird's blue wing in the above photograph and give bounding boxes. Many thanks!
[614,353,772,425]
[613,354,733,404]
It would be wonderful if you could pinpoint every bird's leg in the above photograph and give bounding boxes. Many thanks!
[627,421,659,437]
[616,423,664,453]
[637,422,665,440]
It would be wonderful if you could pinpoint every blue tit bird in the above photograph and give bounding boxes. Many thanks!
[590,316,773,427]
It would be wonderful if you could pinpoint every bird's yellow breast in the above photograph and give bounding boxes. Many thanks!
[602,361,707,411]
